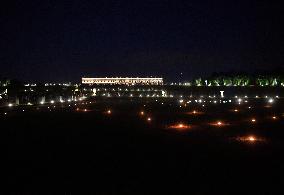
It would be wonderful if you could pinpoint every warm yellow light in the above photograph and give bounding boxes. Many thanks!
[248,136,255,141]
[167,123,191,130]
[217,121,222,125]
[251,118,256,122]
[107,110,111,114]
[234,109,238,112]
[187,110,203,115]
[147,117,151,121]
[140,111,144,115]
[272,116,277,119]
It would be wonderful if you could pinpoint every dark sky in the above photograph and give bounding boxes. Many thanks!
[1,0,284,82]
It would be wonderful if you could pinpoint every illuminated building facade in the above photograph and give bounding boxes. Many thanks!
[82,77,163,85]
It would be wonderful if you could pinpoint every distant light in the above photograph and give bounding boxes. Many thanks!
[272,116,277,120]
[40,101,45,105]
[84,109,87,112]
[4,112,7,115]
[140,111,144,115]
[235,135,266,143]
[209,121,228,127]
[251,118,256,122]
[268,98,274,103]
[234,109,238,112]
[50,100,55,104]
[107,110,111,114]
[8,103,13,107]
[167,123,191,130]
[147,117,151,121]
[22,110,25,112]
[248,136,256,142]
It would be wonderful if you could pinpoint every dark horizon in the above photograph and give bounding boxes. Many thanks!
[1,1,284,82]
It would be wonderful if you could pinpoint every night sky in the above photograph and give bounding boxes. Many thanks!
[1,0,284,82]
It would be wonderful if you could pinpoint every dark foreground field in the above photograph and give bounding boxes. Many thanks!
[1,98,284,194]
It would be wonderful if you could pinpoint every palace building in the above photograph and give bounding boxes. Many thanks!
[82,77,163,85]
